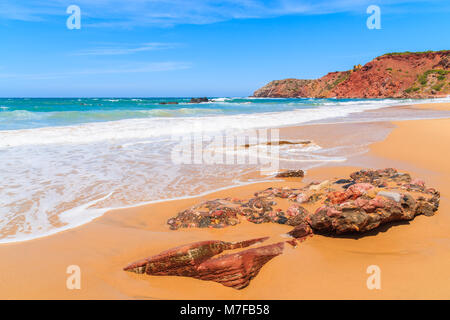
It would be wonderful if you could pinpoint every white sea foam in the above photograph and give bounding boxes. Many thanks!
[0,99,403,148]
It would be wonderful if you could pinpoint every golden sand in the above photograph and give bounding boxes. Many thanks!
[0,102,449,299]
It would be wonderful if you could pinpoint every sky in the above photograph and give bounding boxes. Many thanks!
[0,0,449,97]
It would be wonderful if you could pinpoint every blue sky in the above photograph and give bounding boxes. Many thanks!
[0,0,449,97]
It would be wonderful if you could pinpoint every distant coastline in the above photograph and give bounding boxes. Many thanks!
[253,50,450,99]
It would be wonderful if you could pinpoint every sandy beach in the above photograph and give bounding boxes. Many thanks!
[1,102,449,300]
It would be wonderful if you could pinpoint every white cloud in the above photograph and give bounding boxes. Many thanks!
[0,0,446,26]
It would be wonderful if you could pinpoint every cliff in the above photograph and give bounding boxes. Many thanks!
[253,51,450,99]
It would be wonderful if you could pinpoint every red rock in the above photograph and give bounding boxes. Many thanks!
[195,242,284,289]
[123,237,284,290]
[166,168,440,237]
[287,222,313,239]
[123,237,268,276]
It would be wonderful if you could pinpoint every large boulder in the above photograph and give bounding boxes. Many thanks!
[168,168,440,235]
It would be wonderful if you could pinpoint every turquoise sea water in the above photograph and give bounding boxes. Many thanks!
[0,97,411,130]
[1,96,449,243]
[0,97,315,130]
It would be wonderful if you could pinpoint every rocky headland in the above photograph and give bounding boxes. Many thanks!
[253,50,450,99]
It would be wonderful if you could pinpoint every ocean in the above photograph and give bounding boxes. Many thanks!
[1,97,450,243]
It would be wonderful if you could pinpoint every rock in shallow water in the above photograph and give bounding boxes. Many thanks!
[189,97,209,103]
[275,169,304,178]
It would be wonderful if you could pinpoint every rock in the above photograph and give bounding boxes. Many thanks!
[275,170,304,178]
[294,169,439,234]
[167,168,440,236]
[309,187,436,234]
[308,206,333,232]
[189,97,209,103]
[287,222,313,239]
[124,238,283,289]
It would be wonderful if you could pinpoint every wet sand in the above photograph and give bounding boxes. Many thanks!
[0,102,449,299]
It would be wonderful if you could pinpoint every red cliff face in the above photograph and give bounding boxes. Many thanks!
[253,51,450,99]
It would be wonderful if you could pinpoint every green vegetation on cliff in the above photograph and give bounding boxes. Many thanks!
[383,50,449,56]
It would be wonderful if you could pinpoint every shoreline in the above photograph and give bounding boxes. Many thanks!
[0,102,449,299]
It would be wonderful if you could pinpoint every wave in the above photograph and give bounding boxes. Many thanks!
[0,99,405,148]
[0,110,43,121]
[211,97,231,102]
[0,107,225,125]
